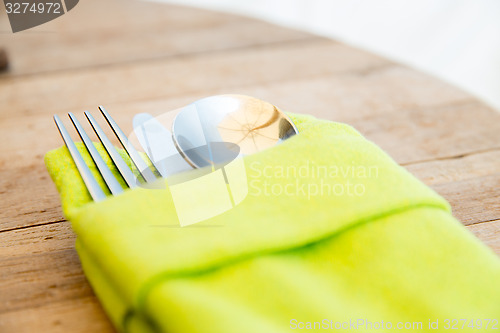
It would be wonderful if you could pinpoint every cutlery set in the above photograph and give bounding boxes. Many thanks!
[54,95,299,201]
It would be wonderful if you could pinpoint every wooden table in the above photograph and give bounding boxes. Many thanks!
[1,0,499,331]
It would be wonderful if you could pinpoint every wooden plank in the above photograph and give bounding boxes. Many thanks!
[0,165,63,232]
[0,40,389,119]
[0,63,473,170]
[0,297,115,333]
[0,223,88,314]
[404,150,500,185]
[236,65,474,121]
[431,174,500,226]
[352,101,500,165]
[467,220,500,256]
[0,0,314,76]
[0,222,114,332]
[406,150,500,225]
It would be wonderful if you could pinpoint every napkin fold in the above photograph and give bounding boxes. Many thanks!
[45,114,500,333]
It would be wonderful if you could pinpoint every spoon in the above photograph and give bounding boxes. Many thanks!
[171,94,299,169]
[133,95,298,175]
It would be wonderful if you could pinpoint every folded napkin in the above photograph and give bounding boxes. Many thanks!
[45,114,500,333]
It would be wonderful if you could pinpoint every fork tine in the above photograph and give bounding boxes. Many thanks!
[85,111,137,189]
[53,115,107,201]
[68,112,124,196]
[98,106,157,183]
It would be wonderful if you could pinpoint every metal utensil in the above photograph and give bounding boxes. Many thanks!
[54,107,157,201]
[172,95,298,168]
[53,96,299,201]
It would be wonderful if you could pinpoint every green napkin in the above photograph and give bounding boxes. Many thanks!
[45,114,500,332]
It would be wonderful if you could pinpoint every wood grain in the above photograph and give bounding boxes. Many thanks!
[0,297,115,333]
[0,0,499,332]
[0,223,87,315]
[0,40,389,119]
[467,220,500,255]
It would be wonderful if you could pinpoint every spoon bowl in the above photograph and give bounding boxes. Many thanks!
[171,94,299,168]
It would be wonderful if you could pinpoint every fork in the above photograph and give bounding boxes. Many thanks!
[53,106,158,201]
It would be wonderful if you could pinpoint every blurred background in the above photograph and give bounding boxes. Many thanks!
[152,0,500,111]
